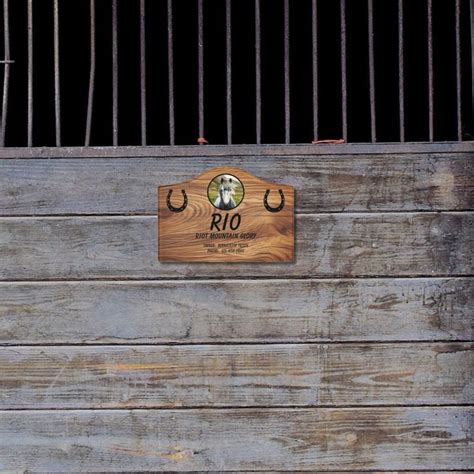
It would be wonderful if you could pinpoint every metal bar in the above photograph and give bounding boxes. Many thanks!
[455,0,462,141]
[0,0,10,147]
[284,0,290,144]
[85,0,96,147]
[53,0,61,146]
[27,0,33,147]
[167,0,175,145]
[112,0,118,146]
[226,0,232,144]
[398,0,405,142]
[140,0,146,145]
[340,0,347,142]
[312,0,318,142]
[471,0,474,132]
[255,0,261,144]
[368,0,376,142]
[198,0,204,142]
[427,0,433,142]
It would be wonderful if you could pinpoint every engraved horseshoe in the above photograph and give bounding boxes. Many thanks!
[263,189,285,213]
[166,189,188,213]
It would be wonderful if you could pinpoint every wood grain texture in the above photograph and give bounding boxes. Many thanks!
[158,167,294,262]
[0,213,472,280]
[0,142,472,159]
[0,408,471,471]
[0,154,472,216]
[0,343,471,409]
[1,146,473,472]
[1,278,472,344]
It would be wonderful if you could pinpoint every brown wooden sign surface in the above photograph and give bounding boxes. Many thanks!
[158,167,294,262]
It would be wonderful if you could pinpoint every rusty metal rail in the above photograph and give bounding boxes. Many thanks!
[0,0,471,147]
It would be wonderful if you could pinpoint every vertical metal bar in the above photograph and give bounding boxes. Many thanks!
[312,0,318,142]
[140,0,147,145]
[398,0,405,142]
[255,0,261,144]
[455,0,462,141]
[471,0,474,132]
[112,0,118,146]
[167,0,175,145]
[198,0,205,142]
[27,0,33,147]
[0,0,10,147]
[53,0,61,146]
[226,0,232,144]
[368,0,376,142]
[284,0,290,144]
[85,0,96,147]
[427,0,434,142]
[340,0,347,142]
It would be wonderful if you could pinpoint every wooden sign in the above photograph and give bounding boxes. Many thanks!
[158,167,294,262]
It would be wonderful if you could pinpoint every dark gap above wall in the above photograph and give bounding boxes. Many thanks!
[1,0,472,147]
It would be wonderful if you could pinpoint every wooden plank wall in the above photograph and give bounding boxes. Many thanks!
[0,145,472,471]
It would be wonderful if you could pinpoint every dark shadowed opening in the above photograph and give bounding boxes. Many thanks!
[1,0,472,146]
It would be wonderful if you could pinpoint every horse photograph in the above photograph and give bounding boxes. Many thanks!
[208,174,244,210]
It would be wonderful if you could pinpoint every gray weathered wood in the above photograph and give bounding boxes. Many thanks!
[0,141,472,158]
[0,154,473,215]
[1,278,472,344]
[0,408,471,470]
[0,213,472,280]
[0,343,471,409]
[1,145,472,472]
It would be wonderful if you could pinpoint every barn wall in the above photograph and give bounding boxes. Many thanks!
[0,144,472,471]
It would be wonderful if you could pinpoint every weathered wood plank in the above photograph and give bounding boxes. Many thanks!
[0,141,472,158]
[1,279,471,344]
[1,154,472,215]
[0,408,471,470]
[0,213,472,279]
[0,343,471,409]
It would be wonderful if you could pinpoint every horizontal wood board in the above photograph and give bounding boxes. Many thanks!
[0,278,472,344]
[0,154,472,215]
[0,408,472,471]
[0,141,472,158]
[0,343,471,409]
[0,213,472,279]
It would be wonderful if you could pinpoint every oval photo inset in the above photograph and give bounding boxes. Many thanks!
[207,174,244,211]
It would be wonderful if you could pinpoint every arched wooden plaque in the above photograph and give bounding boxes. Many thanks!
[158,167,294,262]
